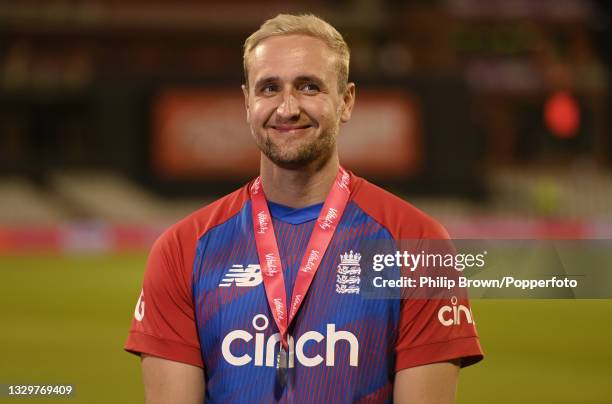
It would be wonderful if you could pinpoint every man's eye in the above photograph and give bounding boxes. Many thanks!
[261,85,278,94]
[301,83,320,93]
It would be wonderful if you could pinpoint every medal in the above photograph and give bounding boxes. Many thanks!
[250,167,351,382]
[276,347,288,387]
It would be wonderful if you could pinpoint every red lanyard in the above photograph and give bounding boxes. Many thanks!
[250,167,351,350]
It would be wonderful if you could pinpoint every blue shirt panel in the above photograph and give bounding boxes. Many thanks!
[192,200,398,403]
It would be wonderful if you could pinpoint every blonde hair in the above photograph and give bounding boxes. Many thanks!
[243,13,350,92]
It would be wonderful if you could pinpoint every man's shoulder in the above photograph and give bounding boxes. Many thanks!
[351,174,449,240]
[157,183,251,248]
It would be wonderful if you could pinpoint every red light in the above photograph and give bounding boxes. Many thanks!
[544,91,580,138]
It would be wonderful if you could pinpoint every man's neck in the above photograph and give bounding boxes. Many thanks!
[259,154,340,209]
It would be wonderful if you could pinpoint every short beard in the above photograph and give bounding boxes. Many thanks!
[257,129,336,170]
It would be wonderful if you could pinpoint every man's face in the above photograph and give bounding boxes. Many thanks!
[243,34,354,169]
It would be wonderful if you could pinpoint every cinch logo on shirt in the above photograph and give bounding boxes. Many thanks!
[437,296,474,326]
[218,264,263,288]
[221,314,359,368]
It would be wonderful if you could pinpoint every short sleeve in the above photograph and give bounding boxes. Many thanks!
[394,221,484,371]
[124,230,203,368]
[347,175,484,371]
[395,295,483,371]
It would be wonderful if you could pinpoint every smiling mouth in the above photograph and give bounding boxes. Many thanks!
[268,125,312,133]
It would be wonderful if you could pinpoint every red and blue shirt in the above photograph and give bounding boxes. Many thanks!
[125,172,483,403]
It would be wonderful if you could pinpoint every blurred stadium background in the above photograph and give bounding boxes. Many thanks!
[0,0,611,402]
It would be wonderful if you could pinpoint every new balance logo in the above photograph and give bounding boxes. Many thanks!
[219,264,263,288]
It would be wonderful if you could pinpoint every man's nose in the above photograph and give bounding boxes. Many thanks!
[276,90,300,119]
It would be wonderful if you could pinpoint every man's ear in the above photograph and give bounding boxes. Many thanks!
[242,84,250,123]
[340,82,356,123]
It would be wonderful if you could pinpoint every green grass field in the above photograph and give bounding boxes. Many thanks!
[1,254,611,403]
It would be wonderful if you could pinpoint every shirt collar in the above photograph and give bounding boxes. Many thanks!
[267,200,323,225]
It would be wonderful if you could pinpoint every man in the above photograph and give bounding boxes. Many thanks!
[126,13,483,403]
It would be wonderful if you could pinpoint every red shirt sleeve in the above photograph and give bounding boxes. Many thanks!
[124,186,249,368]
[350,175,484,371]
[395,297,483,371]
[395,236,483,371]
[124,227,203,368]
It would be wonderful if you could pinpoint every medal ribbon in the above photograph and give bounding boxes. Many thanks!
[250,167,351,351]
